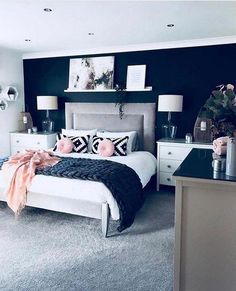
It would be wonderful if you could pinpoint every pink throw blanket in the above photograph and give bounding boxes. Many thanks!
[2,150,60,215]
[213,136,229,156]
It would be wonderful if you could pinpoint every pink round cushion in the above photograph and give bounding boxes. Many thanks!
[57,138,74,154]
[98,139,114,157]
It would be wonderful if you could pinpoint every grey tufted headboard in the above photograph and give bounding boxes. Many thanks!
[65,102,156,154]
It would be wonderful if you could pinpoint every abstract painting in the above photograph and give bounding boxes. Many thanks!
[68,56,114,90]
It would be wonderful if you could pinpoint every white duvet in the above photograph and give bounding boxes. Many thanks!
[0,151,156,220]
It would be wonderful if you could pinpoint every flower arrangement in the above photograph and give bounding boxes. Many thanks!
[198,84,236,138]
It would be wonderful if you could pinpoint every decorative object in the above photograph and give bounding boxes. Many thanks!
[56,138,74,154]
[126,65,146,90]
[20,112,33,132]
[0,85,18,102]
[185,133,193,143]
[114,84,127,119]
[193,117,213,143]
[98,139,115,157]
[158,94,183,139]
[68,56,114,90]
[226,137,236,176]
[0,99,8,111]
[37,96,58,132]
[197,84,236,139]
[3,86,18,101]
[53,133,89,153]
[212,136,228,156]
[32,126,38,133]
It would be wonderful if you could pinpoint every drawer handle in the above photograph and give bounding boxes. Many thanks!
[16,140,19,143]
[168,152,172,155]
[37,142,40,145]
[167,178,171,182]
[167,165,171,168]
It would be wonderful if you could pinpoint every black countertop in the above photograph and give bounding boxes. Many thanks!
[173,148,236,182]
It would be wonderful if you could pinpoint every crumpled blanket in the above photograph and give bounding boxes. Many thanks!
[1,150,60,215]
[213,136,229,156]
[37,157,144,232]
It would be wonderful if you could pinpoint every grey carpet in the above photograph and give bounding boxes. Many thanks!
[0,190,174,291]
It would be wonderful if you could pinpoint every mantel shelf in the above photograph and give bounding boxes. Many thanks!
[64,86,152,93]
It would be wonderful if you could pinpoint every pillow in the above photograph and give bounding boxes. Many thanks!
[98,139,114,157]
[53,133,89,153]
[62,128,97,152]
[92,136,129,156]
[91,136,103,154]
[56,138,74,154]
[96,130,137,153]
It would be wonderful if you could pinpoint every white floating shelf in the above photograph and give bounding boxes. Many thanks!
[64,86,152,93]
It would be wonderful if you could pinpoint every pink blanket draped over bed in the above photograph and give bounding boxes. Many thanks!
[2,150,60,215]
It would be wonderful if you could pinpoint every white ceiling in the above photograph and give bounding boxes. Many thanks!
[1,1,236,57]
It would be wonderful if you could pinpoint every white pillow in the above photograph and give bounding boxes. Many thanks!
[96,130,137,154]
[62,129,97,152]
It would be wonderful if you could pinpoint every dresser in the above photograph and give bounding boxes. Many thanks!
[173,149,236,291]
[10,132,57,155]
[156,139,213,190]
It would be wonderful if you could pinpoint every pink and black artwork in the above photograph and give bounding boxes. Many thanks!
[68,56,114,90]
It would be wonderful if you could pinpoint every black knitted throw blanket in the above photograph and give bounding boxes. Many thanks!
[36,157,144,232]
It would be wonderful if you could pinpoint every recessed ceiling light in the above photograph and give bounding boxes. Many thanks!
[167,24,174,27]
[25,39,31,42]
[44,8,52,12]
[88,32,95,36]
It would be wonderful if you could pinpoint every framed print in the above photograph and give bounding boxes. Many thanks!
[68,56,114,90]
[126,65,146,90]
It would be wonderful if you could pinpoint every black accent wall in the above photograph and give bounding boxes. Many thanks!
[23,44,236,139]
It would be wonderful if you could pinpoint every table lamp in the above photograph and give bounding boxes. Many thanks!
[158,94,183,139]
[37,96,58,132]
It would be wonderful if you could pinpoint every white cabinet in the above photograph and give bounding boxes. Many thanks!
[156,139,213,190]
[10,132,57,155]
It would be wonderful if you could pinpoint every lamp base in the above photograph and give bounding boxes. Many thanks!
[162,124,177,139]
[42,118,54,132]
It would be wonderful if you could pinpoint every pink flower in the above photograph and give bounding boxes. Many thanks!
[227,84,234,91]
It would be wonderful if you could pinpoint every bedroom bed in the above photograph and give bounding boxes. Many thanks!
[0,102,156,237]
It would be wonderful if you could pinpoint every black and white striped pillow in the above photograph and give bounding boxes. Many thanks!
[53,133,89,153]
[92,136,129,156]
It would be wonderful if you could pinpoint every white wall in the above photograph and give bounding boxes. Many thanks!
[0,48,24,157]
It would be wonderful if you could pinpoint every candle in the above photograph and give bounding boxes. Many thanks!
[23,116,28,124]
[200,121,207,131]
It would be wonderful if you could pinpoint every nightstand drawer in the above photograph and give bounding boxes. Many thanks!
[160,172,175,186]
[157,139,213,190]
[159,145,191,160]
[160,159,182,173]
[10,132,57,155]
[11,147,26,155]
[11,134,46,148]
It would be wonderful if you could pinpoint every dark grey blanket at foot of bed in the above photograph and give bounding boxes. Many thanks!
[36,157,144,232]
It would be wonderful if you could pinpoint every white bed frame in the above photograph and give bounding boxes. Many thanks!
[0,103,156,237]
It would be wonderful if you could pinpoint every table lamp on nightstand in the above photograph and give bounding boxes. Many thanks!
[37,96,58,132]
[158,94,183,139]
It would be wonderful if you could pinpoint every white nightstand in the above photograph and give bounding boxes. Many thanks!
[10,132,57,155]
[156,138,213,190]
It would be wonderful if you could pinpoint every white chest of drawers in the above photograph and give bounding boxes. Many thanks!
[156,139,213,190]
[10,132,57,155]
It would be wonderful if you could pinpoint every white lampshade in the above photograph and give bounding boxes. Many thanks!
[158,95,183,112]
[37,96,58,110]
